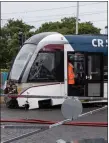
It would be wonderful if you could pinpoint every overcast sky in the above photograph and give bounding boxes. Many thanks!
[1,1,107,34]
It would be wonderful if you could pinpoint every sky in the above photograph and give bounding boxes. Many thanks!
[1,1,108,34]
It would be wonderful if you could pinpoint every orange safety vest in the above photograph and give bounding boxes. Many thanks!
[68,63,75,84]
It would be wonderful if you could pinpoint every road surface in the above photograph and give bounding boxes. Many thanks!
[1,104,108,143]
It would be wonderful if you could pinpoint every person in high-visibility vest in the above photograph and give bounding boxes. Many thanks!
[68,57,75,96]
[68,62,75,85]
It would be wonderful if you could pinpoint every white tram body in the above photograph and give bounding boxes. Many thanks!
[5,32,108,109]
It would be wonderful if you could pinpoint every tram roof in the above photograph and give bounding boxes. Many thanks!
[65,34,108,55]
[24,32,58,45]
[24,32,108,55]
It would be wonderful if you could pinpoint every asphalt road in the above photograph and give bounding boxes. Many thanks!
[1,104,108,143]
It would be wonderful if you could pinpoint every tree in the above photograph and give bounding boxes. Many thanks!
[35,17,101,35]
[1,19,35,69]
[79,22,100,34]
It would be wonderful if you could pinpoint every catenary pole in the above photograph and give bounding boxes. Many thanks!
[76,1,79,34]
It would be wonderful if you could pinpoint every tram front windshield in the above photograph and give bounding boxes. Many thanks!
[9,44,36,81]
[28,50,64,82]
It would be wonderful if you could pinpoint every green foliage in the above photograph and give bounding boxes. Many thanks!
[79,22,100,34]
[35,17,101,35]
[1,19,35,69]
[1,69,9,72]
[1,17,101,69]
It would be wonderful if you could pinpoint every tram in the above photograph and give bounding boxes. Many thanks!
[4,32,108,109]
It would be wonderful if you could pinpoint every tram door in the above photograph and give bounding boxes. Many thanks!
[67,52,104,97]
[85,53,104,97]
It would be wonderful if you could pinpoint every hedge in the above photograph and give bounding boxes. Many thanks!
[1,69,9,72]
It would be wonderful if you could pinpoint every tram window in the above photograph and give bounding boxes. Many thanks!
[28,52,56,82]
[104,56,108,80]
[28,51,64,82]
[88,55,101,80]
[68,54,85,78]
[88,55,108,81]
[9,44,36,80]
[68,53,85,87]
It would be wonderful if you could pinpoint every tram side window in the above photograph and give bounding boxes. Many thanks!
[88,55,108,80]
[88,55,101,80]
[89,55,108,81]
[104,56,108,80]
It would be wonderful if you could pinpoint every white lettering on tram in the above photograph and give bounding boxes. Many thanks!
[98,39,103,47]
[92,39,97,47]
[92,39,108,47]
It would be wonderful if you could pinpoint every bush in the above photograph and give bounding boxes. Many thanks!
[1,69,9,72]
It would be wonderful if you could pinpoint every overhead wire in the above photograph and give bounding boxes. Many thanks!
[1,10,107,24]
[24,10,107,23]
[1,2,107,29]
[2,2,103,15]
[1,18,107,28]
[24,18,107,24]
[2,10,106,20]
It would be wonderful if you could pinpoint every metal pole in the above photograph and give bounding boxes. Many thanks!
[76,1,79,34]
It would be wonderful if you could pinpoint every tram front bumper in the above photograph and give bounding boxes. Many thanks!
[17,97,64,109]
[17,97,52,109]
